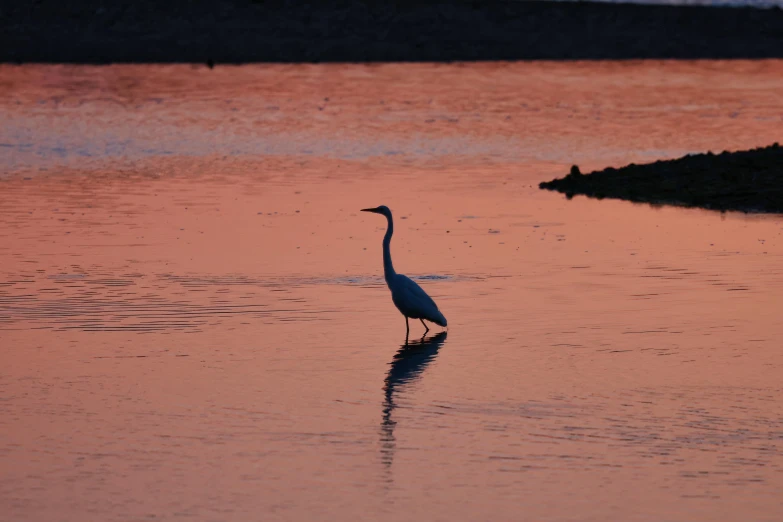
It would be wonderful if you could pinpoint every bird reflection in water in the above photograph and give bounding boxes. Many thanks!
[381,331,448,474]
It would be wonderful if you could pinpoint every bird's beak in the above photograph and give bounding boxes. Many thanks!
[361,207,379,213]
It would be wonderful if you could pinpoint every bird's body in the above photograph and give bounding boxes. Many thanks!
[388,274,447,326]
[361,205,447,336]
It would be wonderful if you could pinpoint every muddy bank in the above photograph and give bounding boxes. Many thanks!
[2,0,783,64]
[539,144,783,213]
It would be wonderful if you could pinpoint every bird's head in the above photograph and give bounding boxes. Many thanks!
[360,205,392,217]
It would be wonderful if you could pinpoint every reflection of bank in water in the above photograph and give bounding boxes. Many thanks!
[380,332,448,471]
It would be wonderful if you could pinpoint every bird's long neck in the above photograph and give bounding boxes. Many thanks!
[382,213,396,283]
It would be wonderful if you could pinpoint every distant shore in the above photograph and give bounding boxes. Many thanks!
[539,144,783,213]
[2,0,783,64]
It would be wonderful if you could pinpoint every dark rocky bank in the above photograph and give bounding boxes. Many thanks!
[2,0,783,63]
[539,144,783,213]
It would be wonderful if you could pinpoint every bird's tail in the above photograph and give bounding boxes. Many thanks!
[432,310,447,327]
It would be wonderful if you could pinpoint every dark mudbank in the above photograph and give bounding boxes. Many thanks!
[539,144,783,213]
[2,0,783,63]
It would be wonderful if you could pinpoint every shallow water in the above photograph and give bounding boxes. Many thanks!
[1,62,783,521]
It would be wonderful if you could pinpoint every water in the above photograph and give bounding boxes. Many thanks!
[1,62,783,521]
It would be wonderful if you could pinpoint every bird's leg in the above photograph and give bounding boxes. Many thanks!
[420,319,429,334]
[405,317,410,339]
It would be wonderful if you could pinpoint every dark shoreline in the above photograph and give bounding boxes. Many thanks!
[539,144,783,213]
[2,0,783,64]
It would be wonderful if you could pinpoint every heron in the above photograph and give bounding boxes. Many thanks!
[361,205,448,337]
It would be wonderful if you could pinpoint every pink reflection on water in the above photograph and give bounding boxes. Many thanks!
[1,61,783,521]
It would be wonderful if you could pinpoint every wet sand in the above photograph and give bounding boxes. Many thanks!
[3,0,783,63]
[540,143,783,212]
[2,62,783,521]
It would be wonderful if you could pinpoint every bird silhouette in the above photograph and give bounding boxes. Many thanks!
[361,205,447,337]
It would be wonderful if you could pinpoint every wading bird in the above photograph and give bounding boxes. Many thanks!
[361,205,447,337]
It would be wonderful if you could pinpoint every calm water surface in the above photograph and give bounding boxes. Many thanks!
[1,62,782,521]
